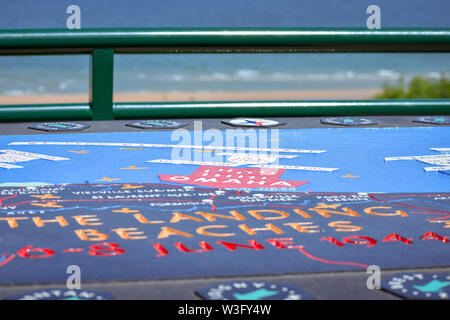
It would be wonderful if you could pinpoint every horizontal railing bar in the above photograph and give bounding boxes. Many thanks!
[113,100,450,119]
[0,104,92,122]
[1,28,450,54]
[0,100,449,122]
[0,29,449,121]
[2,45,450,55]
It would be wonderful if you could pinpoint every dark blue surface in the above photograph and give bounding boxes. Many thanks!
[0,184,449,284]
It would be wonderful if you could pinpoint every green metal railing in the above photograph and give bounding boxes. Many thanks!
[0,28,450,121]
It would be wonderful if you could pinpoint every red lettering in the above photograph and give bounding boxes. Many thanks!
[320,236,344,247]
[342,236,377,248]
[266,238,303,249]
[153,243,169,257]
[382,233,412,244]
[175,241,213,253]
[88,242,125,256]
[17,245,55,259]
[421,232,449,243]
[217,240,264,251]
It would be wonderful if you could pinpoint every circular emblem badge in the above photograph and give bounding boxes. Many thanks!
[382,273,450,299]
[126,120,188,129]
[28,122,91,132]
[195,281,315,300]
[413,116,450,125]
[222,118,285,128]
[320,117,377,126]
[7,288,115,300]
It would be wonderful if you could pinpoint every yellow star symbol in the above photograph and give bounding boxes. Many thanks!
[192,149,215,153]
[342,174,360,178]
[315,203,342,209]
[96,177,121,182]
[31,194,61,200]
[112,208,140,214]
[30,201,62,208]
[121,184,144,189]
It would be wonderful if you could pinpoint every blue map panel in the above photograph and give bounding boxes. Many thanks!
[0,127,448,193]
[0,127,448,284]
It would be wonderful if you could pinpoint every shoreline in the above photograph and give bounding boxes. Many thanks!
[0,88,381,105]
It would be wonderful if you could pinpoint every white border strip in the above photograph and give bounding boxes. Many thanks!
[9,142,325,154]
[249,164,338,172]
[0,162,24,169]
[147,159,241,167]
[424,166,450,172]
[0,149,69,161]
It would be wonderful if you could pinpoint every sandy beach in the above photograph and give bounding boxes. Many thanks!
[0,88,381,105]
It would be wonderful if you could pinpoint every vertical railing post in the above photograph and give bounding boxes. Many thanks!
[90,49,114,120]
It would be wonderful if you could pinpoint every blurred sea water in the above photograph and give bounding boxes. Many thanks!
[0,0,449,95]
